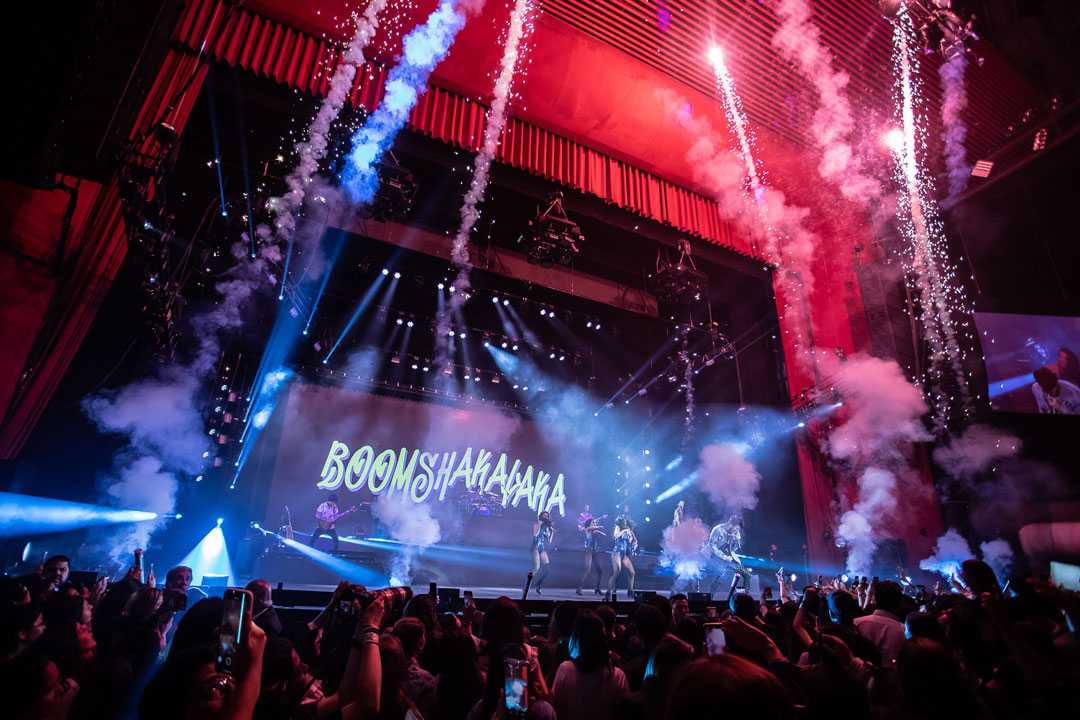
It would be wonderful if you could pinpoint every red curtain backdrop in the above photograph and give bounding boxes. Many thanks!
[0,47,211,458]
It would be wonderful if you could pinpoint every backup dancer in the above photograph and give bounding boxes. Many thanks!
[607,516,638,599]
[576,514,607,595]
[531,511,555,594]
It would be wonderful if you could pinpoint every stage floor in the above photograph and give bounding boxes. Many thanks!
[262,582,720,605]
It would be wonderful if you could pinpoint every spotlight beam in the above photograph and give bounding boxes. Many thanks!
[302,233,348,336]
[323,273,391,364]
[0,492,158,537]
[178,525,234,585]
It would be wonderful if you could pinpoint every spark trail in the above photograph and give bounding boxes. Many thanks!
[891,11,971,430]
[439,0,535,360]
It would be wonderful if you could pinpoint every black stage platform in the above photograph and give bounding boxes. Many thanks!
[246,537,764,604]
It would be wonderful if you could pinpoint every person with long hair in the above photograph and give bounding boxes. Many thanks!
[551,611,628,720]
[607,517,637,599]
[672,501,685,528]
[468,597,554,720]
[1054,346,1080,386]
[531,512,555,594]
[576,516,606,596]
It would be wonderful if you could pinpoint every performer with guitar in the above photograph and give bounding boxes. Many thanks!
[707,514,751,599]
[575,508,607,596]
[607,516,638,599]
[310,493,357,552]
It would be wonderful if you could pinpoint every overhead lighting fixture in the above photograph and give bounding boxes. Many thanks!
[396,318,404,325]
[492,296,500,304]
[502,299,509,306]
[437,282,445,290]
[518,191,584,267]
[393,271,401,279]
[382,268,390,276]
[539,308,547,317]
[391,355,401,364]
[406,320,414,328]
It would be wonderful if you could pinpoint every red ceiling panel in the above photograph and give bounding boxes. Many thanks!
[245,0,1041,181]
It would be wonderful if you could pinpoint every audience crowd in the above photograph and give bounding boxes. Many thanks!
[2,552,1078,719]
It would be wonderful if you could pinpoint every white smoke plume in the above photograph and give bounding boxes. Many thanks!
[660,517,709,582]
[698,443,761,514]
[837,467,899,575]
[771,0,881,202]
[919,527,975,578]
[933,424,1021,479]
[269,0,388,241]
[82,241,282,566]
[374,494,442,584]
[823,354,930,466]
[821,354,929,574]
[939,53,970,201]
[82,455,179,570]
[979,538,1014,582]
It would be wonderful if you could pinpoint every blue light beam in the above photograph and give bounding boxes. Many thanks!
[178,525,235,585]
[0,492,158,538]
[323,273,392,364]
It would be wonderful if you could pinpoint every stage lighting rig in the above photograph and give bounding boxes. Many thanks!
[650,239,709,306]
[880,0,980,63]
[517,191,584,267]
[368,151,417,222]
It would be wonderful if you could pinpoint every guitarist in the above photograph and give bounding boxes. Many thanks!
[707,515,752,599]
[310,493,354,552]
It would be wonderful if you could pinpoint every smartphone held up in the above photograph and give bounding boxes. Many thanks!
[217,588,253,674]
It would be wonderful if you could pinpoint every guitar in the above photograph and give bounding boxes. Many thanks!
[317,505,357,530]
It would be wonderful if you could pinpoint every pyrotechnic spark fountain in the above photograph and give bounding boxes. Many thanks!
[342,0,476,203]
[439,0,536,359]
[707,47,764,198]
[706,47,815,368]
[890,10,972,430]
[271,0,388,273]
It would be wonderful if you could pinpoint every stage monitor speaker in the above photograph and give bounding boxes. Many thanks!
[687,592,712,604]
[632,590,658,603]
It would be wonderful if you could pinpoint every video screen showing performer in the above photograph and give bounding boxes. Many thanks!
[975,312,1080,414]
